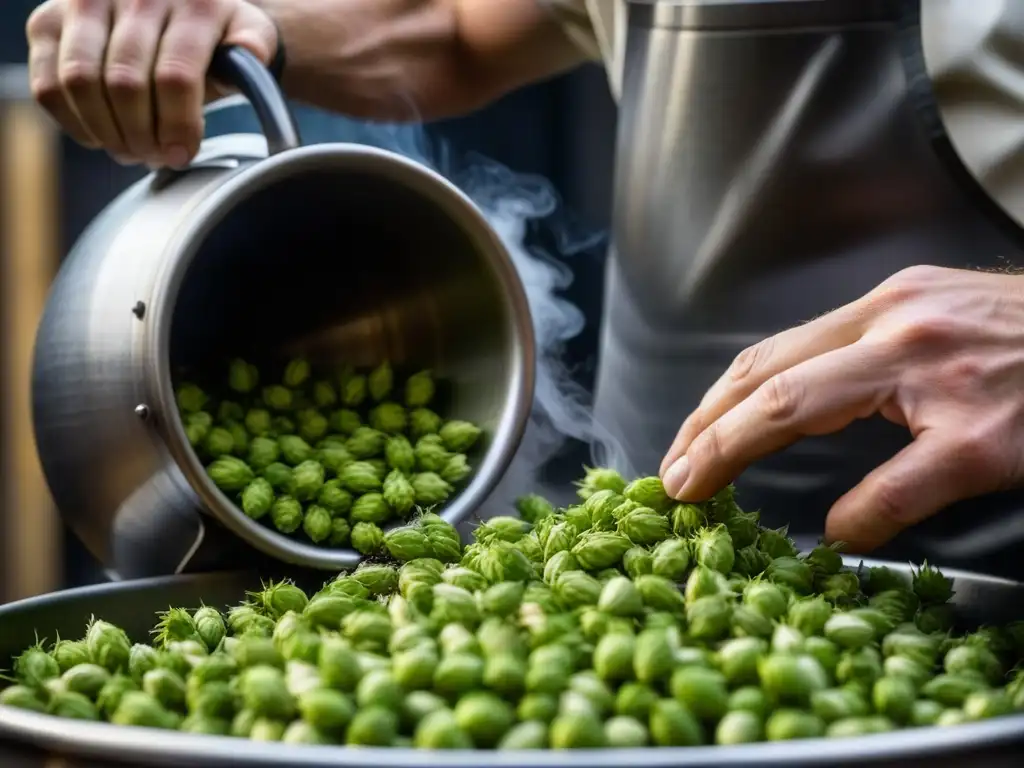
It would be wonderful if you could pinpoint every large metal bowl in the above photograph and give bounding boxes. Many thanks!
[0,557,1022,766]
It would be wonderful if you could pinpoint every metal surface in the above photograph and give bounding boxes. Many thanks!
[0,557,1021,767]
[595,0,1024,578]
[30,55,536,580]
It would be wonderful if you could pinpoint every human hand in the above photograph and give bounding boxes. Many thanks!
[26,0,278,169]
[659,265,1024,552]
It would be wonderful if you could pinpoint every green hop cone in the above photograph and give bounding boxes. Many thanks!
[367,361,393,402]
[192,606,226,652]
[758,653,829,706]
[571,532,632,571]
[651,538,691,581]
[440,453,472,485]
[439,420,482,453]
[576,466,628,498]
[912,561,955,605]
[302,504,333,544]
[805,543,845,576]
[370,402,407,434]
[52,639,91,673]
[244,408,272,437]
[110,691,178,729]
[409,407,443,439]
[414,708,474,749]
[872,676,916,724]
[717,637,769,687]
[262,462,292,492]
[412,472,453,506]
[271,415,295,435]
[593,633,636,684]
[415,436,451,472]
[684,566,726,604]
[278,435,313,465]
[207,456,254,493]
[810,687,870,723]
[262,385,293,411]
[515,494,555,524]
[649,699,705,746]
[341,375,368,408]
[203,427,235,458]
[623,547,654,579]
[351,493,392,524]
[725,510,761,549]
[554,570,603,609]
[270,495,303,534]
[351,522,385,554]
[695,525,736,574]
[549,709,607,749]
[345,427,386,460]
[246,436,280,470]
[765,556,814,594]
[13,644,59,688]
[328,408,361,435]
[635,575,686,613]
[616,507,670,546]
[383,469,416,516]
[282,358,310,389]
[788,596,834,637]
[184,412,212,446]
[316,479,353,515]
[453,691,516,747]
[339,461,383,494]
[670,503,706,536]
[670,666,730,721]
[176,382,208,414]
[240,478,275,520]
[598,576,645,617]
[404,370,436,408]
[765,709,825,741]
[309,379,337,409]
[238,665,295,720]
[824,612,877,650]
[96,675,139,718]
[686,595,733,642]
[715,710,763,745]
[317,444,354,476]
[623,476,672,513]
[142,668,186,711]
[633,629,675,686]
[385,527,433,562]
[479,581,525,617]
[328,517,352,546]
[298,412,329,444]
[228,359,259,394]
[288,459,325,501]
[734,545,771,578]
[86,619,131,673]
[384,435,416,473]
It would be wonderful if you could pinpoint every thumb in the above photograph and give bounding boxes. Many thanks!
[824,430,996,552]
[223,4,279,65]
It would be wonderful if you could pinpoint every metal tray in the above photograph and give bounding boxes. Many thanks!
[0,558,1022,768]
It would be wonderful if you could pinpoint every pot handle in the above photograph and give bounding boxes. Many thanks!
[208,45,302,154]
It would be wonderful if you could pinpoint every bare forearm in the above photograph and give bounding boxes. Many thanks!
[251,0,586,121]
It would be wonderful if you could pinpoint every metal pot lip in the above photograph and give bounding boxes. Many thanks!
[143,142,537,572]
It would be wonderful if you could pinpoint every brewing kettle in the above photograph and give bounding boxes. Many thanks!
[594,0,1024,576]
[30,48,536,581]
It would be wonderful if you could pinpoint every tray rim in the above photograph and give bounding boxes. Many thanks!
[0,558,1020,766]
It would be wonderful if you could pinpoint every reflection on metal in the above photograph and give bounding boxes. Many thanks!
[1,64,61,602]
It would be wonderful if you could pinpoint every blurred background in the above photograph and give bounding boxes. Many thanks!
[0,1,618,602]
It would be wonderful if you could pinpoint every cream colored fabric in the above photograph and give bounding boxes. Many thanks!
[543,0,1024,228]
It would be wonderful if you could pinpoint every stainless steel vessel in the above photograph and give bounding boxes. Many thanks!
[30,48,536,580]
[0,557,1021,767]
[596,0,1024,576]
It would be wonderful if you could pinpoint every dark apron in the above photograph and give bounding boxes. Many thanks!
[594,0,1024,579]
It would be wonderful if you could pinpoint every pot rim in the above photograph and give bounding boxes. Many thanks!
[143,142,537,571]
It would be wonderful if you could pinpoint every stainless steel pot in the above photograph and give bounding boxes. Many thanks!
[30,48,536,580]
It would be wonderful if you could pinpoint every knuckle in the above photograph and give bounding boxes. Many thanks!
[872,265,945,307]
[67,0,109,16]
[59,61,101,93]
[104,64,148,96]
[182,0,220,19]
[890,313,959,353]
[26,4,58,40]
[30,77,63,107]
[730,336,774,387]
[124,0,164,15]
[690,421,726,468]
[758,373,800,422]
[153,60,201,93]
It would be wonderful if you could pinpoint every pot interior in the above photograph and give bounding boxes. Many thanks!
[167,157,526,437]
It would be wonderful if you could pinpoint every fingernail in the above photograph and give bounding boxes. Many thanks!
[111,153,138,166]
[663,457,690,498]
[163,145,190,170]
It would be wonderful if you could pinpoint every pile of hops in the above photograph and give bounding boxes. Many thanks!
[3,468,1024,749]
[175,358,483,550]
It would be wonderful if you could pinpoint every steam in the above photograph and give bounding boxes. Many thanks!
[320,117,632,511]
